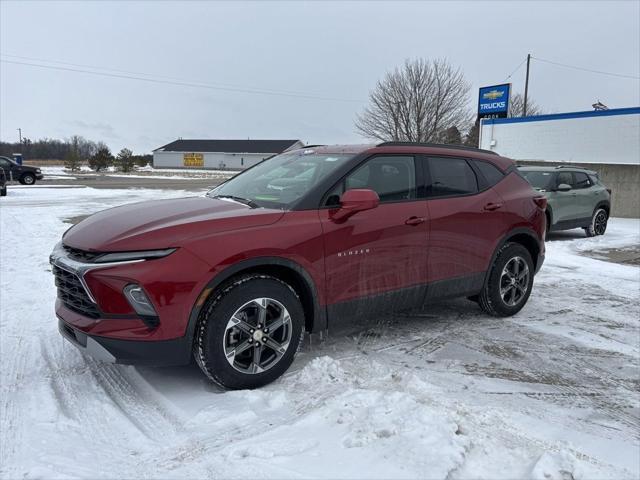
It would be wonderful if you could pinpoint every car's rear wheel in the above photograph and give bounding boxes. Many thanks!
[584,208,608,237]
[194,274,304,389]
[20,173,36,185]
[479,243,534,317]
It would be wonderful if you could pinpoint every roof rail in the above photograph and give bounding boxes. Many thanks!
[555,165,583,169]
[376,141,499,156]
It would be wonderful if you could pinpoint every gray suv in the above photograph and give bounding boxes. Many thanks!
[519,166,611,237]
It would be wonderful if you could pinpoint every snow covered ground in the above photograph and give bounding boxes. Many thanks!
[1,186,638,479]
[39,165,239,181]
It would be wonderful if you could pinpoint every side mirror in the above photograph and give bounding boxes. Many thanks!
[556,183,572,192]
[331,189,379,221]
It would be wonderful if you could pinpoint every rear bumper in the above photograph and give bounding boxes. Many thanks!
[58,318,192,366]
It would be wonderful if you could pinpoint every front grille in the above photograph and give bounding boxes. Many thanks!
[62,245,102,263]
[52,265,100,318]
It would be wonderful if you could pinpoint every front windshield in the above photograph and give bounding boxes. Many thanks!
[520,170,554,190]
[207,151,352,209]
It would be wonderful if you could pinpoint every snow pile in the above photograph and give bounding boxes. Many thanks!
[1,186,639,479]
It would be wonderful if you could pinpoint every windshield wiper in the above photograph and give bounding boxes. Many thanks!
[211,195,259,209]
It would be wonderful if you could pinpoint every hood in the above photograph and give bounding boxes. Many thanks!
[64,196,284,252]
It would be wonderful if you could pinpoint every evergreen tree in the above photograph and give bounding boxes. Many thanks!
[115,148,135,172]
[88,144,114,172]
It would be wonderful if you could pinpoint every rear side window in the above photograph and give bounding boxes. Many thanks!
[473,160,504,187]
[426,157,478,197]
[572,172,592,189]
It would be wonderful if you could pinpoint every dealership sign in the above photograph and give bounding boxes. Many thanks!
[478,83,511,119]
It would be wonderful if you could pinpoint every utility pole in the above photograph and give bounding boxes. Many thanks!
[523,54,531,117]
[17,128,22,143]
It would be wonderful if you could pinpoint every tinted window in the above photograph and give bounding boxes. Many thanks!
[0,158,11,168]
[427,157,477,197]
[572,172,592,189]
[520,170,553,190]
[344,156,416,203]
[474,160,504,187]
[556,171,572,186]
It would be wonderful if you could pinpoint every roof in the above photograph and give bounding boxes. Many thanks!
[518,165,597,174]
[302,142,514,171]
[155,139,302,153]
[481,106,640,126]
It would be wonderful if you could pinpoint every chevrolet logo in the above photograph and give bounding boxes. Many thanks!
[483,89,504,100]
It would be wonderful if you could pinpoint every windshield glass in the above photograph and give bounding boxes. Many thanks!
[207,151,352,209]
[520,170,554,190]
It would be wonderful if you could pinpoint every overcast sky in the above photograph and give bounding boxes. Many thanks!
[1,1,639,153]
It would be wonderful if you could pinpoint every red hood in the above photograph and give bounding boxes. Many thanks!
[64,196,284,252]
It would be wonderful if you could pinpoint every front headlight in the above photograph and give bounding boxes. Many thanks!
[94,248,176,264]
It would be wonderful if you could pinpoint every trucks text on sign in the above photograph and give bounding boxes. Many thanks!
[478,83,511,119]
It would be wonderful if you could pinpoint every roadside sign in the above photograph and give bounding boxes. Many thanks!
[183,152,204,167]
[478,83,511,119]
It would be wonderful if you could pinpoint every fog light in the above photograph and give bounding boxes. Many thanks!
[123,284,157,317]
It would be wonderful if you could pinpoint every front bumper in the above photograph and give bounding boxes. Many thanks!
[36,173,44,180]
[59,318,191,366]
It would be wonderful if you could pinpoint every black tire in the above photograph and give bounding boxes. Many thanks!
[20,173,36,185]
[479,243,534,317]
[0,186,6,197]
[194,274,304,390]
[584,208,608,237]
[545,213,551,240]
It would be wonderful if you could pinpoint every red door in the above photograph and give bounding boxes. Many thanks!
[424,156,505,285]
[319,155,429,311]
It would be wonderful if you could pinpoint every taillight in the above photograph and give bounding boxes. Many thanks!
[533,196,547,210]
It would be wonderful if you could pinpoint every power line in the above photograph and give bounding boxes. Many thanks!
[503,57,527,82]
[532,56,640,80]
[0,53,342,98]
[1,57,364,103]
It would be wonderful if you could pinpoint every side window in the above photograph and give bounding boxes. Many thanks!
[572,172,592,189]
[427,157,478,197]
[556,171,572,186]
[343,156,416,203]
[0,158,11,169]
[473,160,505,188]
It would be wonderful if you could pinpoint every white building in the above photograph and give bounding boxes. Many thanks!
[479,106,640,217]
[479,107,640,164]
[153,139,304,170]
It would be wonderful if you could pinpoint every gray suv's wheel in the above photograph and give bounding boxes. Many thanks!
[584,208,608,237]
[479,243,534,317]
[194,274,304,389]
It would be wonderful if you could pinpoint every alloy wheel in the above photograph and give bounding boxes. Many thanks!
[223,297,293,374]
[594,210,608,235]
[499,256,530,307]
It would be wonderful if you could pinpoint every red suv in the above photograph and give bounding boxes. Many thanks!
[51,143,546,389]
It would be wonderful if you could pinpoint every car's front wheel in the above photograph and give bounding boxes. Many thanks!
[194,274,304,389]
[479,243,534,317]
[584,208,608,237]
[19,173,36,185]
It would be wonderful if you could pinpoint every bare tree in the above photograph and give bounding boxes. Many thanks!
[355,58,472,143]
[509,93,543,117]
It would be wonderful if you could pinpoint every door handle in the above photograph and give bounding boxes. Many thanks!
[405,216,426,226]
[483,202,503,211]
